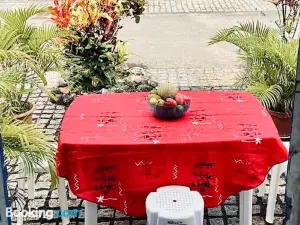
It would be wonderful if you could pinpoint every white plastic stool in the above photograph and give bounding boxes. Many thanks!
[257,141,289,224]
[146,186,204,225]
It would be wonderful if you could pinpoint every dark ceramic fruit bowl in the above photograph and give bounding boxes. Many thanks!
[147,100,190,119]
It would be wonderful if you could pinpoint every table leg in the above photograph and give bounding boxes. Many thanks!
[239,190,253,225]
[58,177,70,225]
[257,177,267,197]
[266,164,283,224]
[85,201,98,225]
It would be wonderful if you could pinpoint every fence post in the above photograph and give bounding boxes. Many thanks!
[0,136,11,225]
[284,39,300,225]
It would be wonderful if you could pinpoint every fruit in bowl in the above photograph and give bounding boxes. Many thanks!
[147,83,191,119]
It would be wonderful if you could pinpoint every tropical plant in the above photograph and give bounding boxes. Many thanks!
[271,0,300,40]
[50,0,144,92]
[116,41,130,64]
[0,70,58,203]
[0,6,68,114]
[209,21,298,113]
[1,117,57,186]
[64,27,119,92]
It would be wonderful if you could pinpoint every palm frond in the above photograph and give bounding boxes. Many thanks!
[208,21,277,46]
[1,117,57,187]
[0,69,23,95]
[0,6,68,85]
[210,21,297,112]
[0,5,47,37]
[36,46,67,72]
[28,24,67,50]
[248,83,283,110]
[236,21,275,38]
[0,26,20,51]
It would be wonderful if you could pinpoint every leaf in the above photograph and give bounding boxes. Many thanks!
[85,43,92,49]
[19,88,34,95]
[135,16,140,24]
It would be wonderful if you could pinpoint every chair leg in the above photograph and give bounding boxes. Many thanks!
[58,177,70,225]
[239,192,244,225]
[239,190,253,225]
[266,164,283,224]
[257,177,267,197]
[27,173,35,200]
[85,201,98,225]
[17,168,26,225]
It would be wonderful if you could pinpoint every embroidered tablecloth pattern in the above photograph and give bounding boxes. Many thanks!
[57,91,288,217]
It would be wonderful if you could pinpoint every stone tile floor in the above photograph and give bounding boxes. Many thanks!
[8,71,287,224]
[147,67,241,89]
[0,1,286,224]
[0,0,275,13]
[145,0,274,13]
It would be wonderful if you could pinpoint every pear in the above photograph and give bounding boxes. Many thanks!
[147,94,161,100]
[157,99,166,106]
[149,98,158,105]
[150,89,158,95]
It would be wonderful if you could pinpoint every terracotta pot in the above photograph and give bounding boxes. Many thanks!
[16,103,36,124]
[268,110,292,138]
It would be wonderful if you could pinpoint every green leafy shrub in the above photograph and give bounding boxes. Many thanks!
[50,0,145,92]
[65,28,119,92]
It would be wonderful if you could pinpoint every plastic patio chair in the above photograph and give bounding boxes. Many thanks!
[257,141,289,224]
[17,160,75,225]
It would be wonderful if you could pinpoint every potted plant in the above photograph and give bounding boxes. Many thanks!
[209,21,297,137]
[0,6,67,122]
[1,116,57,195]
[0,68,58,193]
[0,109,58,211]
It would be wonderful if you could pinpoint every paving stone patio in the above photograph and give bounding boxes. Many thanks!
[0,0,275,13]
[1,1,286,224]
[147,67,241,89]
[145,0,274,13]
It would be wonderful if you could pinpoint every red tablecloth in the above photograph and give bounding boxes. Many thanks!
[57,91,288,217]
